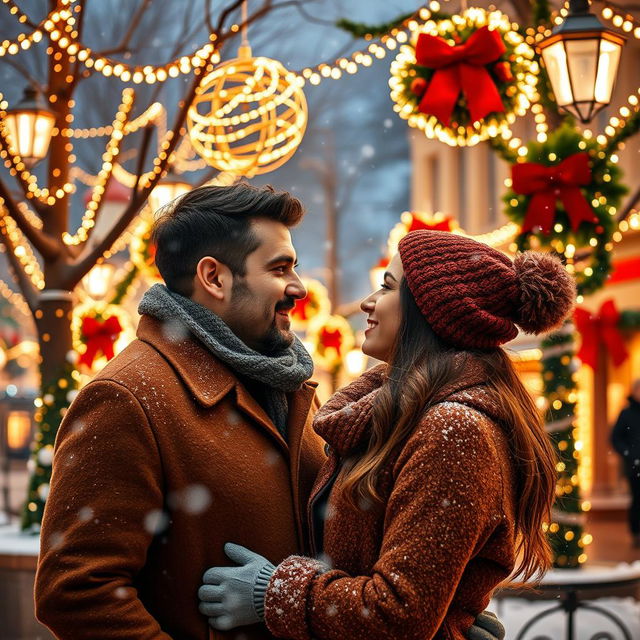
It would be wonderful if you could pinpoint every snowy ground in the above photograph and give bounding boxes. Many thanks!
[491,596,640,639]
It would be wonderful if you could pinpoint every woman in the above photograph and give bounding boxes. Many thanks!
[199,230,574,639]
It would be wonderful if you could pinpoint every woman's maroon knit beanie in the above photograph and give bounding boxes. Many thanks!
[398,230,576,349]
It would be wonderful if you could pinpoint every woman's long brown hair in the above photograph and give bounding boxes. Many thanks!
[339,278,557,583]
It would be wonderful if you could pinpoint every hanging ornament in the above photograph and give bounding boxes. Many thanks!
[290,279,331,331]
[307,314,355,373]
[503,121,627,296]
[187,4,307,177]
[389,7,538,146]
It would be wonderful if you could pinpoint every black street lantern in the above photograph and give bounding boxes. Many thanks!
[538,0,625,123]
[3,87,56,168]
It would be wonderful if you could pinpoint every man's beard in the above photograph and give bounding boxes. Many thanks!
[231,279,295,354]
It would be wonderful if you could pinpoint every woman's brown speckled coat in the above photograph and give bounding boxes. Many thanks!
[264,363,517,640]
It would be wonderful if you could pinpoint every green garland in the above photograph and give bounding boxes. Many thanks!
[21,364,79,532]
[620,310,640,330]
[540,327,586,568]
[502,121,627,296]
[336,12,416,38]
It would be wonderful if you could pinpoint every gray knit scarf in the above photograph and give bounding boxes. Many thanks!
[138,284,314,438]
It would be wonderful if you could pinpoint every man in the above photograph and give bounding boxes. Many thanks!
[35,183,504,640]
[611,379,640,547]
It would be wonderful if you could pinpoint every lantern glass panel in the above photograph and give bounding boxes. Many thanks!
[595,38,622,103]
[541,41,574,106]
[32,112,56,160]
[565,38,599,102]
[6,411,32,451]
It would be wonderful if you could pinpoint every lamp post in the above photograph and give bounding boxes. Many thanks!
[3,87,56,168]
[538,0,625,123]
[147,171,190,212]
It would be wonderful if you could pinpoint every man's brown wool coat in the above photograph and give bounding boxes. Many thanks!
[265,364,517,640]
[35,315,326,640]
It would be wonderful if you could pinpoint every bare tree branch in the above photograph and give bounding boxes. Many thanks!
[2,59,47,95]
[93,0,154,57]
[0,176,60,260]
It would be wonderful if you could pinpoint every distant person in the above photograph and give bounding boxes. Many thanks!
[611,379,640,547]
[199,230,575,640]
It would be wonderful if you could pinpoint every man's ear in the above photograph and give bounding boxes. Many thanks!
[195,256,231,301]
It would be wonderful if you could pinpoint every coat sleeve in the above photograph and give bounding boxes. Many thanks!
[611,408,631,458]
[35,379,172,640]
[264,403,506,640]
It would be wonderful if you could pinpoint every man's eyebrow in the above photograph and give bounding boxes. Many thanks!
[266,255,297,267]
[383,271,398,282]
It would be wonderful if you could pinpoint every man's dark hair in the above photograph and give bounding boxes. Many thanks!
[151,182,304,296]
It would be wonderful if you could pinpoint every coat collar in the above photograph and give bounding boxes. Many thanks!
[316,357,491,456]
[136,315,317,449]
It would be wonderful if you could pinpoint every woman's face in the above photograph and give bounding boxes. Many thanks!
[360,253,403,363]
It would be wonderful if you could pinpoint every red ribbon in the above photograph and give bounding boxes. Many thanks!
[79,315,123,368]
[408,214,453,232]
[512,152,598,234]
[574,299,628,369]
[416,26,506,126]
[320,327,343,354]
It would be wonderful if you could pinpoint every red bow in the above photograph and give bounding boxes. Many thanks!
[407,214,453,232]
[416,26,506,126]
[320,327,343,354]
[512,152,598,234]
[79,315,123,368]
[574,299,628,369]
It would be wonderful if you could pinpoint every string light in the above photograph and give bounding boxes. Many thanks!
[0,277,30,317]
[63,89,134,246]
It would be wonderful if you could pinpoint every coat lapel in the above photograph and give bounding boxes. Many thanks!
[286,381,320,550]
[136,315,288,451]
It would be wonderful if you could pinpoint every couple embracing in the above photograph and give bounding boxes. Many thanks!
[35,183,574,640]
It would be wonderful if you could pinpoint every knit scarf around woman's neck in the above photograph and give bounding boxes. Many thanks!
[138,283,314,438]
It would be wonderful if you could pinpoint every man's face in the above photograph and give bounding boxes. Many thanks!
[222,218,306,353]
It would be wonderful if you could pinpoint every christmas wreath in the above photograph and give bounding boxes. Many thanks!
[389,7,538,146]
[307,314,355,373]
[503,122,627,296]
[72,302,132,370]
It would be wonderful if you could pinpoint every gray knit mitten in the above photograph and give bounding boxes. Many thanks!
[466,610,505,640]
[199,543,275,631]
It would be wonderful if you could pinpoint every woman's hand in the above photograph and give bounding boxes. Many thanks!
[198,543,275,631]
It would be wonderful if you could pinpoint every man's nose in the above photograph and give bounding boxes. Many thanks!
[287,273,307,300]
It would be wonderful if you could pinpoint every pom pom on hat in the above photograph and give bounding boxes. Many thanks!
[513,252,576,335]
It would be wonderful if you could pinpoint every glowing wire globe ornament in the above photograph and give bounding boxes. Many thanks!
[187,45,307,177]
